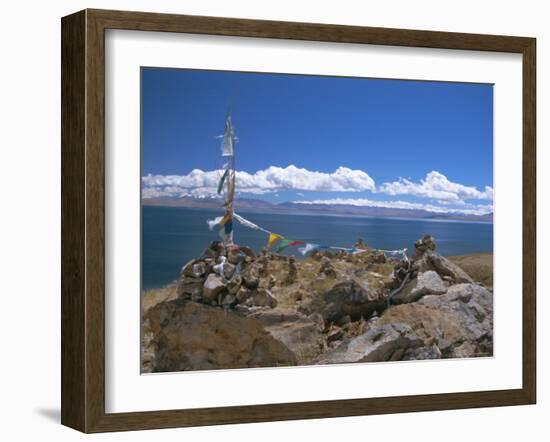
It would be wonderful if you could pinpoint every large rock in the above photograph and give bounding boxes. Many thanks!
[316,323,423,364]
[300,278,385,323]
[252,288,278,308]
[429,253,474,284]
[176,276,203,299]
[379,283,493,359]
[411,235,473,284]
[142,301,297,372]
[202,273,226,301]
[248,309,327,363]
[391,270,447,304]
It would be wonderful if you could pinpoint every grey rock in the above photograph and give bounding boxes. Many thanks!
[379,283,493,359]
[202,273,226,301]
[252,288,278,308]
[300,278,385,323]
[392,270,447,304]
[142,301,296,372]
[221,293,237,308]
[235,286,251,304]
[403,344,442,360]
[316,323,423,364]
[248,308,326,363]
[191,261,207,278]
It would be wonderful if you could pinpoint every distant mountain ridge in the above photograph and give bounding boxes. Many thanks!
[142,196,493,223]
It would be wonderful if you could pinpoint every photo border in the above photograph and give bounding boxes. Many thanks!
[61,9,536,433]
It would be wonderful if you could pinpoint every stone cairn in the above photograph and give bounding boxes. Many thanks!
[176,241,278,312]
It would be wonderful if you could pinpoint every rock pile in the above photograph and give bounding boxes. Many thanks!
[176,241,280,311]
[142,235,493,372]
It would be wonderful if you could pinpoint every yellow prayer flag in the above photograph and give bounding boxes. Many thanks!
[267,233,283,248]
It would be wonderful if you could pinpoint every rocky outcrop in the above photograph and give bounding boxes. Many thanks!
[316,323,423,364]
[142,235,493,372]
[391,270,447,304]
[379,283,493,358]
[247,309,326,363]
[299,277,386,323]
[142,300,297,373]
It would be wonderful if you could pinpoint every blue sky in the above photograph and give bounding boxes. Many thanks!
[141,67,493,215]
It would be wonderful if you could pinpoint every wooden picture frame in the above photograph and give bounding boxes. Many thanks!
[61,9,536,433]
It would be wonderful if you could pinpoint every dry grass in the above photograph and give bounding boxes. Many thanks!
[142,283,178,314]
[447,253,493,288]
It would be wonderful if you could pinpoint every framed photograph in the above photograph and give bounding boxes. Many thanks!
[61,9,536,433]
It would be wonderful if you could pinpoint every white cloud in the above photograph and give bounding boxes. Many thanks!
[292,197,493,216]
[379,171,493,203]
[142,165,376,198]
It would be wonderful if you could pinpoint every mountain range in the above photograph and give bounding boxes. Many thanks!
[142,197,493,223]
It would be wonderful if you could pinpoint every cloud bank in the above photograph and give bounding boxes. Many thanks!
[142,165,376,198]
[379,171,493,203]
[142,166,493,216]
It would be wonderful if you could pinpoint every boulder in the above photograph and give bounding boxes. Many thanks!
[316,323,423,364]
[429,253,474,284]
[176,276,203,299]
[221,293,237,308]
[391,270,447,304]
[223,262,236,279]
[235,286,252,304]
[179,259,197,277]
[300,278,385,323]
[252,288,278,308]
[202,273,226,301]
[191,261,207,278]
[378,283,493,359]
[403,344,442,360]
[248,309,327,363]
[141,300,297,372]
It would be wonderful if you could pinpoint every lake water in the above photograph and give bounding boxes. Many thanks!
[142,206,493,290]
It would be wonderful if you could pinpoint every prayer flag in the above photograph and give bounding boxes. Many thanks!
[267,233,283,248]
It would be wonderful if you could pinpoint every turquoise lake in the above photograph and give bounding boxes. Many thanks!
[142,206,493,290]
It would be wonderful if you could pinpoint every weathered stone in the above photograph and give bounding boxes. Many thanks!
[412,251,474,284]
[308,313,325,332]
[223,262,236,279]
[142,301,296,372]
[414,235,437,256]
[179,259,197,277]
[226,275,242,295]
[177,274,203,299]
[300,278,385,323]
[316,323,423,364]
[221,293,237,308]
[391,270,447,304]
[191,261,207,278]
[429,253,474,284]
[379,283,493,359]
[242,274,259,290]
[236,286,251,304]
[327,326,344,343]
[202,273,226,301]
[227,249,244,265]
[248,309,327,363]
[403,345,442,360]
[252,288,278,308]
